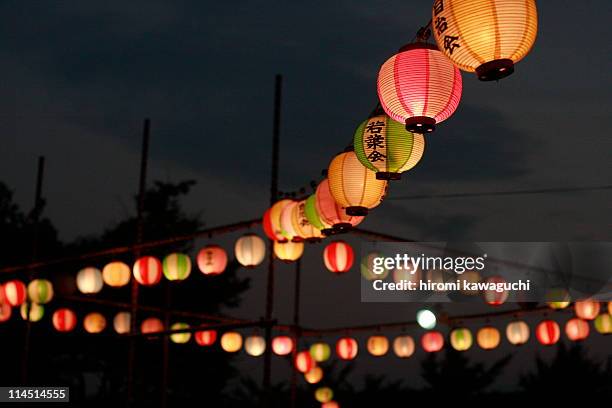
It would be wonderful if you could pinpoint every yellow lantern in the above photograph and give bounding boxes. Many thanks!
[450,328,473,351]
[113,312,131,334]
[76,267,104,294]
[309,342,331,362]
[244,335,266,357]
[477,326,501,350]
[234,234,266,267]
[328,150,388,216]
[102,261,131,287]
[315,387,334,404]
[83,312,107,333]
[392,335,415,358]
[594,314,612,335]
[575,299,600,320]
[304,366,323,384]
[291,200,323,241]
[273,241,304,263]
[506,320,530,345]
[366,335,389,357]
[170,323,191,344]
[221,331,243,353]
[262,199,293,242]
[546,288,571,309]
[27,279,54,304]
[20,302,44,322]
[432,0,538,81]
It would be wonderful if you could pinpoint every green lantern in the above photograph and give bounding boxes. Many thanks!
[594,314,612,335]
[304,194,327,230]
[20,302,44,322]
[163,253,192,281]
[309,342,331,362]
[170,322,191,343]
[354,106,425,180]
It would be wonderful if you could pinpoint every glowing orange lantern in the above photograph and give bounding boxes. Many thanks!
[393,335,415,358]
[221,332,243,353]
[483,276,509,306]
[323,241,354,273]
[295,350,315,373]
[304,367,323,384]
[83,312,106,334]
[245,335,266,357]
[336,337,358,360]
[197,245,228,275]
[272,336,294,356]
[506,320,530,345]
[367,335,389,357]
[53,308,77,332]
[450,328,473,351]
[477,326,501,350]
[76,267,103,294]
[102,261,131,287]
[3,280,27,306]
[575,299,600,320]
[273,241,304,263]
[234,234,266,267]
[262,199,293,242]
[195,330,217,346]
[536,320,560,345]
[0,302,11,322]
[141,317,164,334]
[322,402,339,408]
[421,331,444,352]
[314,179,364,233]
[113,312,131,334]
[162,253,192,281]
[431,0,538,81]
[378,42,462,133]
[565,318,589,341]
[27,279,53,304]
[133,256,162,286]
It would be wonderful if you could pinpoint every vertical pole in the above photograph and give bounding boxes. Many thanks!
[289,258,302,408]
[21,156,45,384]
[262,74,282,407]
[127,119,150,407]
[160,283,171,408]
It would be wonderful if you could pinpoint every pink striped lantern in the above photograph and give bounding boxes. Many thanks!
[133,256,162,286]
[323,241,354,274]
[336,337,358,360]
[2,280,27,306]
[536,320,560,346]
[565,318,590,342]
[53,308,77,332]
[195,330,217,346]
[314,179,364,234]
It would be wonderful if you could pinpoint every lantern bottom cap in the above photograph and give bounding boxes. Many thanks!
[376,172,401,180]
[405,117,436,133]
[325,223,353,235]
[476,59,514,81]
[346,206,368,216]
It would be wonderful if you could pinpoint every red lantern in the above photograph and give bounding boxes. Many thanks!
[323,241,354,273]
[536,320,560,345]
[336,337,358,360]
[378,43,462,133]
[195,330,217,346]
[53,308,77,332]
[141,317,164,334]
[262,199,293,242]
[272,336,294,356]
[197,245,228,275]
[421,331,444,352]
[574,299,600,320]
[133,256,162,286]
[565,318,590,341]
[322,403,340,408]
[483,275,509,306]
[3,280,27,306]
[315,179,364,233]
[0,302,12,322]
[295,350,315,373]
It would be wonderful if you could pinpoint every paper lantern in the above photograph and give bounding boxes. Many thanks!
[262,199,293,242]
[234,234,266,268]
[421,331,444,352]
[20,302,44,322]
[313,179,364,233]
[378,42,462,133]
[295,350,315,373]
[280,201,302,242]
[273,241,304,263]
[272,336,294,356]
[483,276,509,306]
[113,312,131,334]
[141,317,164,334]
[315,387,334,403]
[53,308,77,332]
[3,280,27,306]
[432,0,538,81]
[292,200,323,241]
[393,335,415,358]
[133,256,162,286]
[197,245,228,276]
[575,299,600,320]
[310,342,331,362]
[565,318,589,341]
[594,314,612,335]
[221,332,243,353]
[450,328,473,351]
[536,320,560,345]
[354,109,425,180]
[304,367,323,384]
[506,320,530,345]
[367,335,389,356]
[170,322,191,344]
[336,337,358,360]
[304,193,328,231]
[83,312,106,333]
[195,330,217,346]
[609,301,612,314]
[245,335,266,357]
[361,251,389,281]
[76,267,104,294]
[417,309,437,330]
[27,279,53,304]
[322,402,339,408]
[163,253,192,281]
[102,261,131,287]
[323,241,354,274]
[0,302,11,322]
[328,150,388,216]
[477,326,501,350]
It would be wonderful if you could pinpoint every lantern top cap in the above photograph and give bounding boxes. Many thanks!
[368,103,386,118]
[398,42,439,53]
